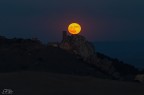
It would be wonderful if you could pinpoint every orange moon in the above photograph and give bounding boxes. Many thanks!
[68,23,81,34]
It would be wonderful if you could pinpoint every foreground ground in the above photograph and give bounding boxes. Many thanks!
[0,71,144,95]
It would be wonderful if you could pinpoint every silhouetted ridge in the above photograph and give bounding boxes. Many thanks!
[0,35,143,82]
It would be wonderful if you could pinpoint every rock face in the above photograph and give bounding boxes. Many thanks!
[59,31,139,81]
[60,33,95,61]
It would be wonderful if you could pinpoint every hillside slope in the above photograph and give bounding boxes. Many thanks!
[0,36,141,80]
[0,71,144,95]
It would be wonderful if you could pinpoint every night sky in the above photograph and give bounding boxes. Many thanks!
[0,0,144,43]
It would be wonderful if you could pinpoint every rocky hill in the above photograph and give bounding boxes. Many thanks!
[0,35,143,82]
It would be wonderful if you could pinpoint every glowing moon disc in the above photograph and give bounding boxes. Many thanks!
[68,23,81,34]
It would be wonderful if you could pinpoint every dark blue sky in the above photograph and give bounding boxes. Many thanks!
[0,0,144,42]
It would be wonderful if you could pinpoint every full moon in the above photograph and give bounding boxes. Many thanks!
[68,23,81,34]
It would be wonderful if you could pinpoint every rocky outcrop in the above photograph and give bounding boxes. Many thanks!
[59,32,139,81]
[92,52,139,80]
[60,34,95,61]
